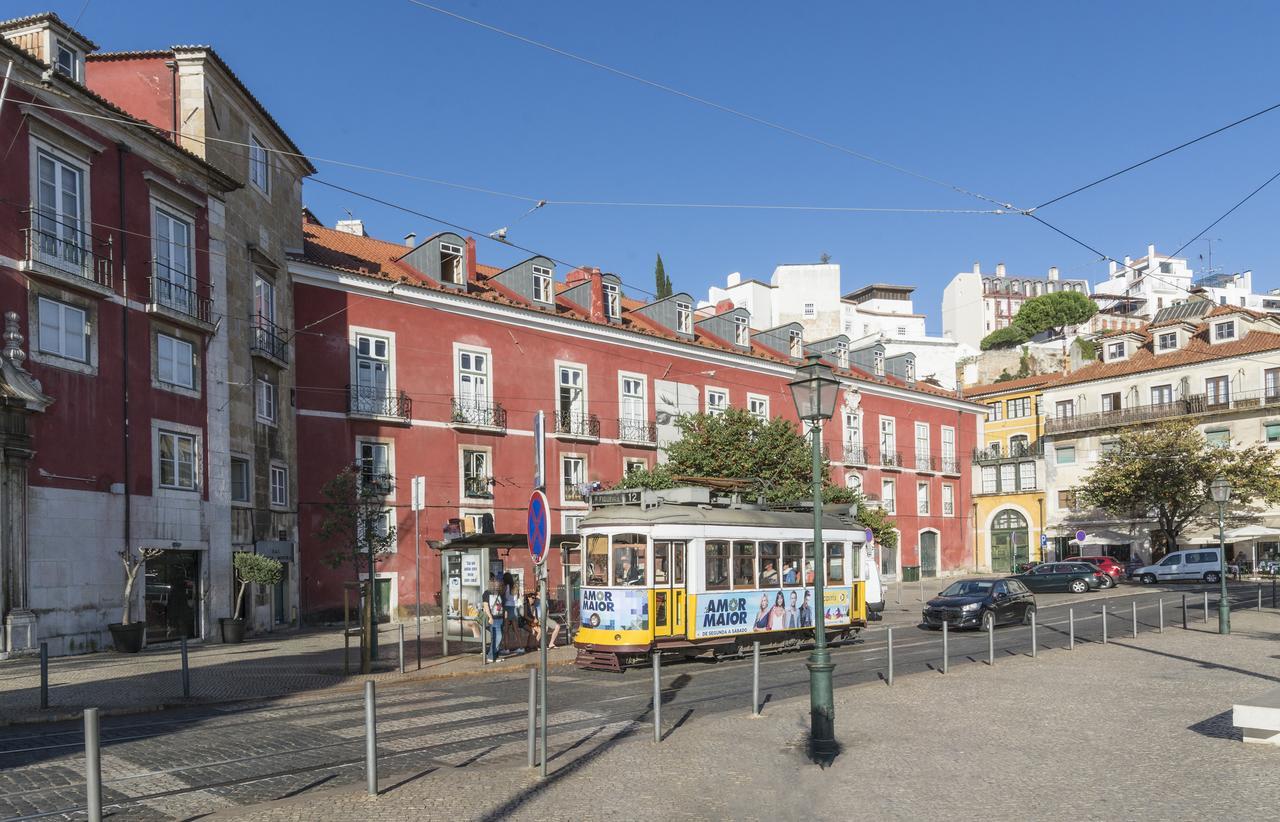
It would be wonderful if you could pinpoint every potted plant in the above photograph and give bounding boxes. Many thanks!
[221,552,285,644]
[109,547,164,653]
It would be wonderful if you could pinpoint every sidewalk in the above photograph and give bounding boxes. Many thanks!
[210,610,1280,821]
[0,622,576,725]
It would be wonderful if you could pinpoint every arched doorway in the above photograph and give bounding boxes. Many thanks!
[990,509,1029,572]
[919,530,939,577]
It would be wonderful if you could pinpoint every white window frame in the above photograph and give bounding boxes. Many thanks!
[1018,461,1036,490]
[1106,342,1125,360]
[1157,332,1177,351]
[981,465,997,494]
[31,143,90,276]
[556,361,587,420]
[156,331,196,391]
[881,478,896,514]
[358,439,394,497]
[269,463,289,508]
[941,426,956,471]
[1151,384,1173,405]
[562,513,586,535]
[230,454,252,506]
[675,301,692,334]
[602,282,621,320]
[879,416,896,462]
[255,377,277,425]
[835,342,849,369]
[151,200,196,311]
[734,315,750,347]
[1214,321,1236,341]
[35,295,88,363]
[561,453,587,506]
[54,38,81,81]
[618,371,648,428]
[249,133,271,195]
[460,446,493,501]
[916,481,930,515]
[942,484,955,517]
[440,242,465,285]
[747,394,769,421]
[872,349,885,376]
[352,328,394,414]
[706,387,729,416]
[914,422,930,466]
[843,409,863,450]
[156,426,200,492]
[532,264,553,303]
[454,342,493,414]
[789,330,803,357]
[623,457,649,476]
[254,274,276,325]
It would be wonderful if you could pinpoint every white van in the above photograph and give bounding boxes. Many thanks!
[1133,549,1223,584]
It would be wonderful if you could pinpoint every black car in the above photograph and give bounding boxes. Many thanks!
[1011,561,1105,593]
[922,578,1036,631]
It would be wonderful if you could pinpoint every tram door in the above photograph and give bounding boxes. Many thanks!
[653,540,685,637]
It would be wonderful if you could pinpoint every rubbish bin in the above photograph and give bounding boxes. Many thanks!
[902,566,920,583]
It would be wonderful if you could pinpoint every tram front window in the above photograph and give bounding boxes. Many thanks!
[613,533,647,586]
[827,542,845,584]
[672,542,686,585]
[782,541,802,587]
[759,541,780,586]
[654,542,670,585]
[732,541,756,589]
[585,534,608,586]
[705,541,730,591]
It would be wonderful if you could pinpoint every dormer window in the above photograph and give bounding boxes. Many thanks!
[675,301,692,334]
[1214,320,1236,341]
[54,39,81,82]
[1106,341,1125,360]
[1157,332,1177,351]
[788,329,802,357]
[733,315,748,346]
[873,349,885,377]
[532,265,552,303]
[836,342,849,369]
[904,360,915,383]
[440,242,464,285]
[603,282,620,321]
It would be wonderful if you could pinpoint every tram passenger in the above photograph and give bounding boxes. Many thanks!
[753,594,771,630]
[761,560,779,586]
[785,591,799,628]
[799,590,813,628]
[617,556,644,585]
[768,591,786,630]
[782,562,797,585]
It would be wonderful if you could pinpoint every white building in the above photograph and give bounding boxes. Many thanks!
[1041,299,1280,567]
[1092,244,1194,319]
[942,262,1091,350]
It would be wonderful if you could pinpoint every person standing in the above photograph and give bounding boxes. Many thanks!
[502,572,521,653]
[482,574,504,662]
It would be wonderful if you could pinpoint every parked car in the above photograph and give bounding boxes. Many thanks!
[1124,556,1146,580]
[922,578,1036,631]
[1075,556,1124,587]
[1133,549,1224,585]
[1011,562,1105,593]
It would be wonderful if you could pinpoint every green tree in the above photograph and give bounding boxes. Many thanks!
[614,407,896,548]
[315,464,398,582]
[1075,419,1280,551]
[232,552,285,620]
[980,325,1030,350]
[654,253,672,299]
[1012,291,1097,338]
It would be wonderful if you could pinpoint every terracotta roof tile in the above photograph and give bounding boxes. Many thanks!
[963,373,1064,398]
[1055,328,1280,388]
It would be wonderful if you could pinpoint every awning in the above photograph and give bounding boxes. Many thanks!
[1068,529,1135,545]
[1224,525,1280,541]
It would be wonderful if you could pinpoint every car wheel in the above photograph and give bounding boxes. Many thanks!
[1069,579,1089,594]
[1022,605,1036,625]
[980,609,995,632]
[1205,571,1221,584]
[1100,575,1116,589]
[1141,573,1157,585]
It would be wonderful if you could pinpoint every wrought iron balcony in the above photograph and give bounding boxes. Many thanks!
[1042,390,1280,436]
[148,266,213,326]
[361,472,395,497]
[463,476,493,499]
[842,444,868,466]
[554,409,600,440]
[349,384,412,421]
[914,451,939,472]
[451,398,507,432]
[21,210,113,291]
[972,441,1044,463]
[251,315,289,364]
[941,456,961,475]
[878,449,904,468]
[618,417,657,445]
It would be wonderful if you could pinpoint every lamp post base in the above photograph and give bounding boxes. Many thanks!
[806,647,837,763]
[1218,601,1231,635]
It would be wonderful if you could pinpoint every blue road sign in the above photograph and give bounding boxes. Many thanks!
[1040,534,1048,547]
[864,528,875,543]
[527,490,550,565]
[1075,529,1087,542]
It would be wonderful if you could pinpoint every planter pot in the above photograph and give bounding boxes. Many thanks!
[108,622,146,654]
[220,617,246,644]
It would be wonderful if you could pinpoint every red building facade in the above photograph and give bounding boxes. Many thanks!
[289,217,984,622]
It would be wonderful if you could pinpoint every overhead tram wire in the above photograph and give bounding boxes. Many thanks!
[403,0,1019,212]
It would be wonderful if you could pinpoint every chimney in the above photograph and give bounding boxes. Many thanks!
[995,262,1006,278]
[972,262,981,275]
[565,267,592,286]
[1109,260,1118,277]
[727,272,742,287]
[715,298,734,314]
[1047,266,1059,281]
[588,269,605,323]
[335,219,366,236]
[403,232,417,247]
[465,236,477,282]
[1147,243,1157,260]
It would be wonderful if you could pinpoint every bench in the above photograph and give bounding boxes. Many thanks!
[1233,687,1280,745]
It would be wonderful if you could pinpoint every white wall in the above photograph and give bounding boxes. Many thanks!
[942,270,984,349]
[771,263,842,339]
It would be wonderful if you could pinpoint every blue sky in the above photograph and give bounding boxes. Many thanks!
[43,0,1280,332]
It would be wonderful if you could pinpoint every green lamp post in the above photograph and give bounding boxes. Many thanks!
[788,354,841,762]
[1210,475,1231,635]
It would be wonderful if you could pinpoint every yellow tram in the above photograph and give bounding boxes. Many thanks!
[574,487,869,671]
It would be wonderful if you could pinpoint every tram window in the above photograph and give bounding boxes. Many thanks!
[781,542,802,586]
[804,543,815,585]
[732,541,756,589]
[758,541,780,586]
[705,541,730,591]
[585,535,608,586]
[672,541,686,585]
[827,542,845,584]
[613,533,647,586]
[654,541,671,585]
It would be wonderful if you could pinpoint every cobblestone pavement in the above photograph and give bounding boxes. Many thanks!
[1,588,1277,820]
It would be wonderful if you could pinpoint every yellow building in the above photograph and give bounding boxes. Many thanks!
[964,374,1061,572]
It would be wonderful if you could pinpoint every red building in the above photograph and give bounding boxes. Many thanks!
[289,215,984,622]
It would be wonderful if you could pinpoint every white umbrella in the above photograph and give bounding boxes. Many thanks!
[1223,525,1280,573]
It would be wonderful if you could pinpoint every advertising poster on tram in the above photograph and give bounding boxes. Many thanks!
[580,587,649,631]
[694,587,853,638]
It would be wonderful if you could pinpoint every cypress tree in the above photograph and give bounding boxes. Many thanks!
[654,253,672,299]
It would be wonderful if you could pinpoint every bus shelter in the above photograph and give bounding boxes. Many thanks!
[437,533,580,657]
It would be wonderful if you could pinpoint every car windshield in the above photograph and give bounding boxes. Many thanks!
[941,581,993,597]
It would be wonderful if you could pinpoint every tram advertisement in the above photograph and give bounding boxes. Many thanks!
[694,587,853,638]
[579,587,649,631]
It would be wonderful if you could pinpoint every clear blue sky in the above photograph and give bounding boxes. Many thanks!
[42,0,1280,332]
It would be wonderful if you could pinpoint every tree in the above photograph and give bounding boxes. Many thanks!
[980,325,1030,350]
[118,547,164,625]
[614,407,897,549]
[1011,291,1097,338]
[654,253,672,299]
[1075,419,1280,552]
[232,552,285,621]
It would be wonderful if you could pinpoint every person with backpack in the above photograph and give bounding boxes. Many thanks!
[481,574,504,662]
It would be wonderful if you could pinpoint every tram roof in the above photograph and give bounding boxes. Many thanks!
[581,504,865,536]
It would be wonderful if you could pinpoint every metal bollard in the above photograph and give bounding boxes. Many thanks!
[1204,591,1209,623]
[1260,586,1264,613]
[652,652,662,743]
[1273,577,1277,608]
[887,627,894,686]
[1030,609,1037,658]
[1132,601,1138,638]
[987,621,994,666]
[1159,598,1164,633]
[1102,604,1108,645]
[85,708,101,822]
[1068,608,1074,650]
[364,681,378,796]
[180,638,190,698]
[39,642,48,710]
[896,581,901,605]
[919,576,925,602]
[398,623,405,674]
[942,620,949,674]
[527,667,536,767]
[1182,594,1188,630]
[751,641,760,717]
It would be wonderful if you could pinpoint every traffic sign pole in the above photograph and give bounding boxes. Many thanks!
[527,489,551,776]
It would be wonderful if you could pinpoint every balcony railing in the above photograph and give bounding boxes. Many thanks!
[148,266,213,325]
[21,210,113,290]
[451,398,507,431]
[878,449,904,468]
[463,476,493,499]
[564,482,585,502]
[973,441,1044,463]
[361,472,395,497]
[914,451,939,472]
[349,384,412,421]
[941,456,961,474]
[1044,390,1280,435]
[618,417,657,445]
[555,409,600,440]
[842,444,868,465]
[251,315,289,363]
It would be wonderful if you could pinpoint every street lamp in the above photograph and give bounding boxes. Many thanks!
[787,354,840,762]
[1210,476,1231,635]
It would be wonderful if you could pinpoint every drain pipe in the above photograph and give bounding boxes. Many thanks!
[117,144,132,582]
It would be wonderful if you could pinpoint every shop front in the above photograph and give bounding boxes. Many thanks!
[145,549,202,644]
